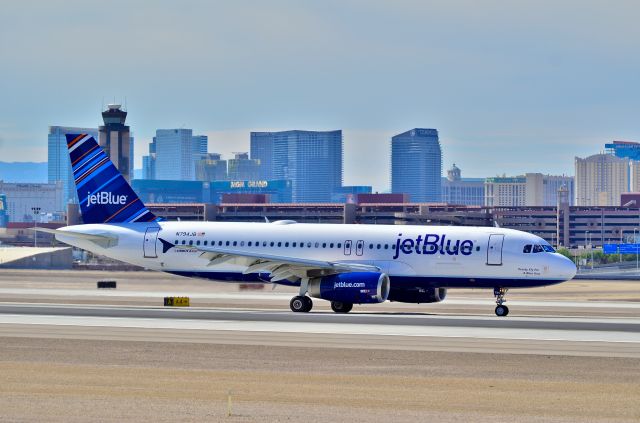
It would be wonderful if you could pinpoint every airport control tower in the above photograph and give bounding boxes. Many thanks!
[99,104,133,182]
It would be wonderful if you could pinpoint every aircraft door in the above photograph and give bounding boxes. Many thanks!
[487,234,505,265]
[355,240,364,256]
[143,227,160,258]
[344,240,352,256]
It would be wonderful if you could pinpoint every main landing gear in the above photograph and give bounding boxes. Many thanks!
[290,278,313,313]
[290,295,313,313]
[330,301,353,313]
[494,287,509,317]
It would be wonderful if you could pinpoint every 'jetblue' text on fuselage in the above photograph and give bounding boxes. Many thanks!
[393,233,474,260]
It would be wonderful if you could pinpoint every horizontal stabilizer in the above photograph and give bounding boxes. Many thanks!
[31,227,118,248]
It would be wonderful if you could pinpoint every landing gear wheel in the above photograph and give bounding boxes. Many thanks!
[303,296,313,312]
[290,295,312,312]
[495,305,509,317]
[493,287,509,317]
[331,301,353,313]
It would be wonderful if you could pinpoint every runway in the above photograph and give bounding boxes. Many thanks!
[1,303,639,357]
[1,271,639,422]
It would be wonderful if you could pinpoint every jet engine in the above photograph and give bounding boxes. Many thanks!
[388,287,447,303]
[308,272,390,304]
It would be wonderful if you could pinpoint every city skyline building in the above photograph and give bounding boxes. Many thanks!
[193,135,208,157]
[153,129,208,181]
[391,128,442,202]
[227,152,261,181]
[195,153,228,182]
[485,173,575,207]
[47,125,99,207]
[98,104,133,182]
[484,176,526,207]
[0,180,64,223]
[141,137,157,180]
[605,140,640,161]
[575,153,629,206]
[154,129,198,180]
[250,130,343,202]
[441,164,485,206]
[524,173,574,207]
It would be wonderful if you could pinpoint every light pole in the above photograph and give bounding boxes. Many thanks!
[635,228,639,271]
[589,232,593,269]
[31,206,41,248]
[585,230,589,269]
[619,230,623,263]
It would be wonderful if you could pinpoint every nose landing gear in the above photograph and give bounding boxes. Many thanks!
[494,287,509,317]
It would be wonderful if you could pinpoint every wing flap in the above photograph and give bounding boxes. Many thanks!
[191,244,380,277]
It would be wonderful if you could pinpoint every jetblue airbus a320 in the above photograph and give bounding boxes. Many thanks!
[39,134,576,316]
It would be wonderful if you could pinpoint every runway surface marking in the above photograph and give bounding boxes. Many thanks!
[1,313,639,344]
[3,302,640,326]
[0,287,639,309]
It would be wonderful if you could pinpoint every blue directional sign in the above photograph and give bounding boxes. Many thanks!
[603,244,640,254]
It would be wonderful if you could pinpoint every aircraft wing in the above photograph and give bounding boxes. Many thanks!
[161,239,379,282]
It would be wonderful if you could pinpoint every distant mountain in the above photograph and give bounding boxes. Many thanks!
[0,162,48,183]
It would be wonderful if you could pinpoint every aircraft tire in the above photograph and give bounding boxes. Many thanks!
[331,301,353,313]
[303,296,313,312]
[495,305,509,317]
[290,296,312,312]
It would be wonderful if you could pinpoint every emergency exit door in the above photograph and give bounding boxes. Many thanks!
[143,227,160,258]
[487,234,504,265]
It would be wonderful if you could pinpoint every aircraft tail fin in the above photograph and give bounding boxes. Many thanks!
[65,133,158,224]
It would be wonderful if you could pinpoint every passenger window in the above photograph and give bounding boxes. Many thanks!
[218,241,223,246]
[233,241,237,246]
[307,242,312,248]
[315,242,319,248]
[189,240,193,246]
[285,242,289,247]
[270,242,275,247]
[204,241,208,246]
[369,244,373,249]
[226,241,230,246]
[240,241,245,246]
[277,242,282,247]
[293,242,297,247]
[322,243,327,248]
[377,244,381,249]
[330,243,334,248]
[263,241,267,247]
[337,243,342,248]
[523,245,532,253]
[181,240,186,245]
[384,244,389,249]
[196,240,201,246]
[174,240,178,244]
[248,241,252,247]
[476,246,480,251]
[533,245,544,253]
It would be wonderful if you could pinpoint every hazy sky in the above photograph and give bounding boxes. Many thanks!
[1,0,639,191]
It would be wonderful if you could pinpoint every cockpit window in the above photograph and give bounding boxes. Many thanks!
[542,244,555,253]
[523,244,532,253]
[532,244,544,253]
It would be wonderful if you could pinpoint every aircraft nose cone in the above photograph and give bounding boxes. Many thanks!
[557,254,577,280]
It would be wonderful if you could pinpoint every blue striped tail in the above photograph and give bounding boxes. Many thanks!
[66,133,157,224]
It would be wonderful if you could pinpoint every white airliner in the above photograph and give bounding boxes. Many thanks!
[39,134,577,316]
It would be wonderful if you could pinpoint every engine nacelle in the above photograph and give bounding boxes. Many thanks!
[308,272,390,304]
[388,287,447,304]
